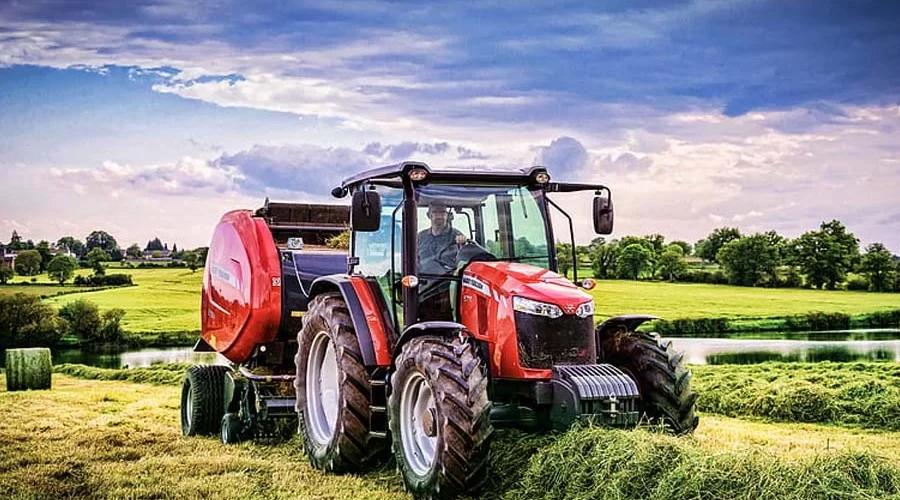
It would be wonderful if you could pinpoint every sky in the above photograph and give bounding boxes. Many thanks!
[0,0,898,252]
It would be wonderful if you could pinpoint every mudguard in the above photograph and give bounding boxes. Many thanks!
[308,275,394,367]
[595,314,659,339]
[390,321,470,372]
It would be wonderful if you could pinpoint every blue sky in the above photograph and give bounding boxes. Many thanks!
[0,0,898,251]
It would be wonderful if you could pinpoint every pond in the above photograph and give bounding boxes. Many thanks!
[40,329,900,368]
[52,347,223,369]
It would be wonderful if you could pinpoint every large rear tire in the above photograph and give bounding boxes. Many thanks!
[389,336,492,500]
[598,327,698,434]
[181,364,232,436]
[295,292,383,473]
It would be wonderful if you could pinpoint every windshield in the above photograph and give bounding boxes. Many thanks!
[415,184,551,280]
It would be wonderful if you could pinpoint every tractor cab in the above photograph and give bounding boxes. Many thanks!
[339,162,614,334]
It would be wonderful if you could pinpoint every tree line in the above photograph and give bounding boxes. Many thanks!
[1,230,208,285]
[557,220,899,292]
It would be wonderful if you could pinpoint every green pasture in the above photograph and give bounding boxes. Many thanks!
[43,268,203,333]
[5,266,898,335]
[588,280,899,321]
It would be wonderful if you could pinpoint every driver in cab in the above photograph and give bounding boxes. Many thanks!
[417,200,466,321]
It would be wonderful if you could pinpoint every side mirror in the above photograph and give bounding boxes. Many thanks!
[593,195,614,235]
[351,190,381,232]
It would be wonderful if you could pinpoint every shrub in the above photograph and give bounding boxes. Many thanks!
[0,293,66,349]
[652,317,729,337]
[99,308,126,343]
[57,299,128,344]
[846,276,869,291]
[679,269,729,285]
[58,299,102,341]
[785,311,852,331]
[73,273,133,287]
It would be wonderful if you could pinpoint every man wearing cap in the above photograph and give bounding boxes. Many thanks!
[417,201,466,321]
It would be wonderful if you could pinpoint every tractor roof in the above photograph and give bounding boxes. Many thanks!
[340,162,545,189]
[338,161,607,195]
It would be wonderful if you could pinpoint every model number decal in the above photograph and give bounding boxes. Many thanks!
[462,275,490,296]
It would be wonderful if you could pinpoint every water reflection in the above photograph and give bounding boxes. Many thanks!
[33,329,900,369]
[669,336,900,365]
[53,347,223,369]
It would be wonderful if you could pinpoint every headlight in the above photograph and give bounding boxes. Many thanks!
[575,301,595,318]
[513,296,563,319]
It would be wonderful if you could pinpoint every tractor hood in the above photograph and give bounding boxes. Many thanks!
[462,261,592,311]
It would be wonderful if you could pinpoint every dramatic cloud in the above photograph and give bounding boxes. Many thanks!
[2,1,899,252]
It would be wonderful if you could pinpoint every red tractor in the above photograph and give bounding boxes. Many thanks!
[182,162,698,499]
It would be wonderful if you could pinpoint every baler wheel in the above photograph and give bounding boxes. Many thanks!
[389,336,492,500]
[598,328,699,435]
[221,413,244,444]
[295,292,384,473]
[181,364,232,436]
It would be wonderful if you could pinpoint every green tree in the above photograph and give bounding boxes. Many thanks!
[0,294,66,348]
[57,236,86,258]
[557,242,574,277]
[47,255,77,285]
[590,241,618,279]
[86,230,121,260]
[0,266,13,284]
[616,243,652,280]
[85,247,111,275]
[14,249,42,276]
[792,220,859,289]
[860,243,896,292]
[35,241,53,272]
[183,251,200,273]
[658,244,688,282]
[696,227,742,263]
[717,234,781,287]
[125,244,143,259]
[58,299,101,342]
[670,240,693,256]
[7,230,26,251]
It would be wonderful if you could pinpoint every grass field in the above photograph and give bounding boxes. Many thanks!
[3,266,897,335]
[2,372,900,499]
[587,280,899,320]
[43,268,204,333]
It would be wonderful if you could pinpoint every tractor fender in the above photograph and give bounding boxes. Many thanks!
[390,321,470,373]
[595,314,660,340]
[308,274,388,367]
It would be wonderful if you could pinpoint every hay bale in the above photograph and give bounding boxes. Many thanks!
[5,348,52,391]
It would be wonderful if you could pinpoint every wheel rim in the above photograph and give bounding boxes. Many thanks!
[306,331,340,445]
[400,371,437,476]
[184,384,193,429]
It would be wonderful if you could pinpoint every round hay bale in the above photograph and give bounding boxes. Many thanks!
[5,348,52,391]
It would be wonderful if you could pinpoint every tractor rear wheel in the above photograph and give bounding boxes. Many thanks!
[181,364,232,436]
[597,328,698,434]
[295,292,383,473]
[389,336,492,500]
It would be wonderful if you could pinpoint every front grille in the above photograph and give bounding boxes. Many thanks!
[514,311,596,369]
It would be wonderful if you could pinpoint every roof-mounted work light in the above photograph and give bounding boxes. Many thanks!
[408,167,428,182]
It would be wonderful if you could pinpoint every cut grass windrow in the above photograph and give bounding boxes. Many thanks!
[2,373,900,500]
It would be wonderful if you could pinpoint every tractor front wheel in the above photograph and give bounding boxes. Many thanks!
[389,336,492,499]
[598,328,698,434]
[295,292,383,473]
